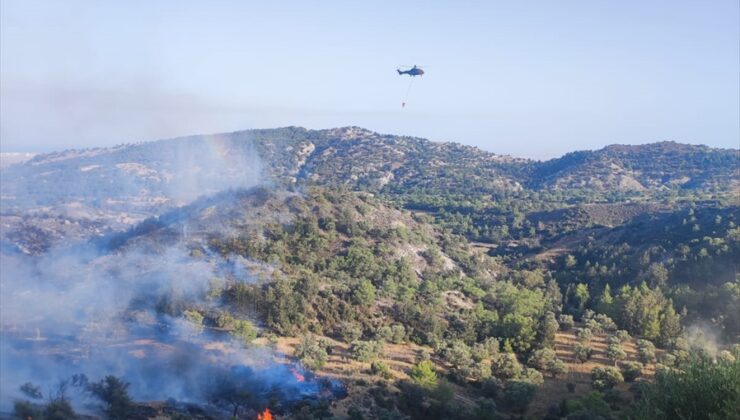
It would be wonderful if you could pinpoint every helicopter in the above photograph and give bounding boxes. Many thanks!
[397,65,425,77]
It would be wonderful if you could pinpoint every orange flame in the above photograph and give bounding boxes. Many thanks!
[290,366,305,382]
[257,408,273,420]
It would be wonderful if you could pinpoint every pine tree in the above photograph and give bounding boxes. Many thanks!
[658,300,682,347]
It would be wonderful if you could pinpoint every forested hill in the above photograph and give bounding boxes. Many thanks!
[3,127,739,419]
[2,127,737,214]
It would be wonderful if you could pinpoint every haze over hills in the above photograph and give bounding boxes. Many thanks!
[2,126,737,210]
[1,126,736,252]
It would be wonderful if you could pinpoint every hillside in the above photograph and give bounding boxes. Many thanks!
[530,142,740,192]
[2,127,739,419]
[2,127,737,215]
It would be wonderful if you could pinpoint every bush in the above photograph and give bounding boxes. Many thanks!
[87,375,133,420]
[501,380,537,413]
[480,378,501,399]
[473,398,498,420]
[338,322,363,343]
[615,329,631,342]
[528,348,569,377]
[591,367,624,391]
[519,367,544,386]
[44,398,78,420]
[472,337,500,361]
[14,401,41,420]
[620,361,643,382]
[183,309,204,333]
[717,350,736,364]
[576,328,593,343]
[350,340,384,362]
[606,342,627,366]
[561,391,613,419]
[585,318,603,334]
[574,342,593,363]
[295,334,329,371]
[594,314,617,331]
[491,353,522,380]
[637,339,656,364]
[231,319,257,345]
[558,314,575,329]
[371,361,393,379]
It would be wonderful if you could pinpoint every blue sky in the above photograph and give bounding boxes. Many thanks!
[1,0,738,159]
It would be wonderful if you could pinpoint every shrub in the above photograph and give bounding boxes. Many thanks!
[606,342,627,366]
[14,401,41,420]
[472,337,500,361]
[561,391,613,419]
[620,361,643,382]
[558,314,575,329]
[717,350,736,364]
[576,328,593,343]
[501,381,537,413]
[371,361,393,379]
[574,342,593,363]
[87,375,133,420]
[231,319,257,345]
[594,314,617,331]
[338,322,363,343]
[44,398,78,420]
[491,353,522,380]
[295,334,329,371]
[591,367,624,391]
[351,340,384,362]
[529,348,569,377]
[183,309,204,333]
[615,329,631,342]
[520,367,544,386]
[637,339,656,364]
[585,318,603,334]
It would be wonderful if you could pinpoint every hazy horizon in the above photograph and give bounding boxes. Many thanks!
[1,125,737,164]
[1,1,738,159]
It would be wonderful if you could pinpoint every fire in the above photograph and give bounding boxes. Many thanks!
[257,408,273,420]
[290,366,305,382]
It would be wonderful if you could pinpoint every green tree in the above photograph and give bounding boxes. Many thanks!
[87,376,134,420]
[501,381,537,414]
[620,361,643,382]
[606,341,627,366]
[231,319,257,345]
[491,352,522,380]
[591,367,623,391]
[350,340,383,362]
[637,339,657,364]
[658,301,682,347]
[353,279,377,307]
[537,312,559,348]
[574,342,593,363]
[634,356,740,420]
[410,360,438,389]
[574,283,590,314]
[596,284,614,316]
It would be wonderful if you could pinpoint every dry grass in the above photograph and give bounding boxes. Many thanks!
[270,325,658,419]
[526,326,657,417]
